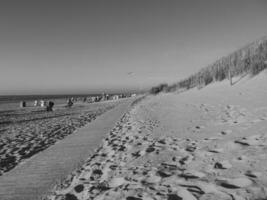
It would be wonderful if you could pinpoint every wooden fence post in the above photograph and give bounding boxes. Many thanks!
[228,69,232,86]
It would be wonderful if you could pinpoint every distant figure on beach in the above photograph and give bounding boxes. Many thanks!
[66,98,73,108]
[46,101,54,112]
[40,100,46,107]
[34,100,38,107]
[91,96,96,103]
[20,101,26,108]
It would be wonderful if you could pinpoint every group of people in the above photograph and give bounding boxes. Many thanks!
[34,100,47,107]
[33,100,54,111]
[19,93,134,112]
[20,99,55,112]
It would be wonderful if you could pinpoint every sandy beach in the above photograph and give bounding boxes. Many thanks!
[0,100,122,176]
[1,1,267,200]
[45,72,267,200]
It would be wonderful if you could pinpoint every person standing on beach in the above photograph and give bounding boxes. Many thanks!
[46,101,54,112]
[66,98,73,108]
[20,101,26,108]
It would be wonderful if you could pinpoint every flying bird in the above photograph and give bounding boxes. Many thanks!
[127,72,134,75]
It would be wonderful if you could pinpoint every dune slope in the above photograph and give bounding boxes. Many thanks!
[47,72,267,200]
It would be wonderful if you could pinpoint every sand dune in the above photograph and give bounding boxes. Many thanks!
[46,72,267,200]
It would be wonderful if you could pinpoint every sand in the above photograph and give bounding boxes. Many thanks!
[0,98,134,200]
[0,101,122,176]
[42,72,266,200]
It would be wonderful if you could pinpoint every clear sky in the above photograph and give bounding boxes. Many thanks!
[0,0,267,95]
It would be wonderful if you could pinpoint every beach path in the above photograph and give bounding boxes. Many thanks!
[0,98,134,200]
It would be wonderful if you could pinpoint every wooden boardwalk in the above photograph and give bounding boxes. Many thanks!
[0,98,134,200]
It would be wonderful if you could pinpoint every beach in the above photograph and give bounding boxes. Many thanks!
[45,72,267,200]
[0,98,135,200]
[1,1,267,200]
[0,100,122,176]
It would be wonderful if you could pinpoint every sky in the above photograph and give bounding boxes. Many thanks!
[0,0,267,95]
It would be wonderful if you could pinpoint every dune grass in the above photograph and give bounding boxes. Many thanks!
[150,36,267,94]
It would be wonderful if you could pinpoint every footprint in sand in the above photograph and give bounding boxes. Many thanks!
[185,143,197,153]
[178,170,206,180]
[245,170,262,178]
[216,177,253,189]
[131,150,146,158]
[208,148,224,153]
[234,135,261,146]
[214,160,232,169]
[169,187,197,200]
[179,155,193,166]
[220,129,232,135]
